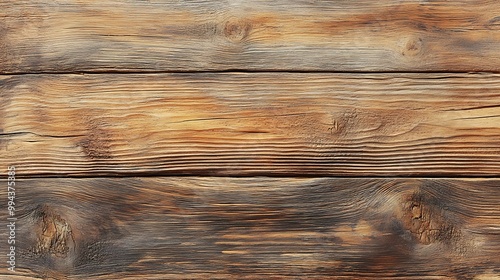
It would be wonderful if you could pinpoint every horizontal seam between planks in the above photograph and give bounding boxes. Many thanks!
[1,70,499,76]
[3,174,500,179]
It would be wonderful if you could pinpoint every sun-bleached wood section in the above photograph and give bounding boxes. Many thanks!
[0,177,498,279]
[1,73,500,177]
[1,0,500,73]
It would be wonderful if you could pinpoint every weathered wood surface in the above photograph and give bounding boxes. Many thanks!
[0,177,498,279]
[1,73,500,177]
[1,0,500,73]
[1,1,499,279]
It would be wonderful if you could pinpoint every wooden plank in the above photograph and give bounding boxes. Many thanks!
[0,177,498,279]
[1,73,500,177]
[1,0,500,73]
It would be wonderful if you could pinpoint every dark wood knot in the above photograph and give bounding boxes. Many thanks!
[224,18,252,42]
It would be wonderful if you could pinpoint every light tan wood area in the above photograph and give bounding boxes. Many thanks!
[0,177,498,279]
[1,0,500,73]
[1,73,500,177]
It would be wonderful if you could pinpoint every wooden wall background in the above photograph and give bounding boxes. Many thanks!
[1,0,499,279]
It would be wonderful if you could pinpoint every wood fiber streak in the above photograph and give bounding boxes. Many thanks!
[1,0,500,73]
[1,73,500,177]
[0,178,498,279]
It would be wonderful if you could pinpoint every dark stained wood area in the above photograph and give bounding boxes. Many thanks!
[0,178,499,279]
[1,0,499,279]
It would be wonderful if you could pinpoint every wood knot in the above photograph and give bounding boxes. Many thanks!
[401,37,423,57]
[400,192,459,245]
[32,205,75,258]
[411,204,422,219]
[224,18,252,42]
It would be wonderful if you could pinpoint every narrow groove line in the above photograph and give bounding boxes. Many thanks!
[1,70,498,76]
[4,173,500,179]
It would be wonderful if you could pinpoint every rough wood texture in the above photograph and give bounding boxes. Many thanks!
[2,1,499,278]
[0,177,498,279]
[1,0,500,73]
[1,73,500,177]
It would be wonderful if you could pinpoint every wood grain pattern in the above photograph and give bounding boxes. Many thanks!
[0,177,498,279]
[1,0,500,73]
[1,73,500,177]
[2,1,499,279]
